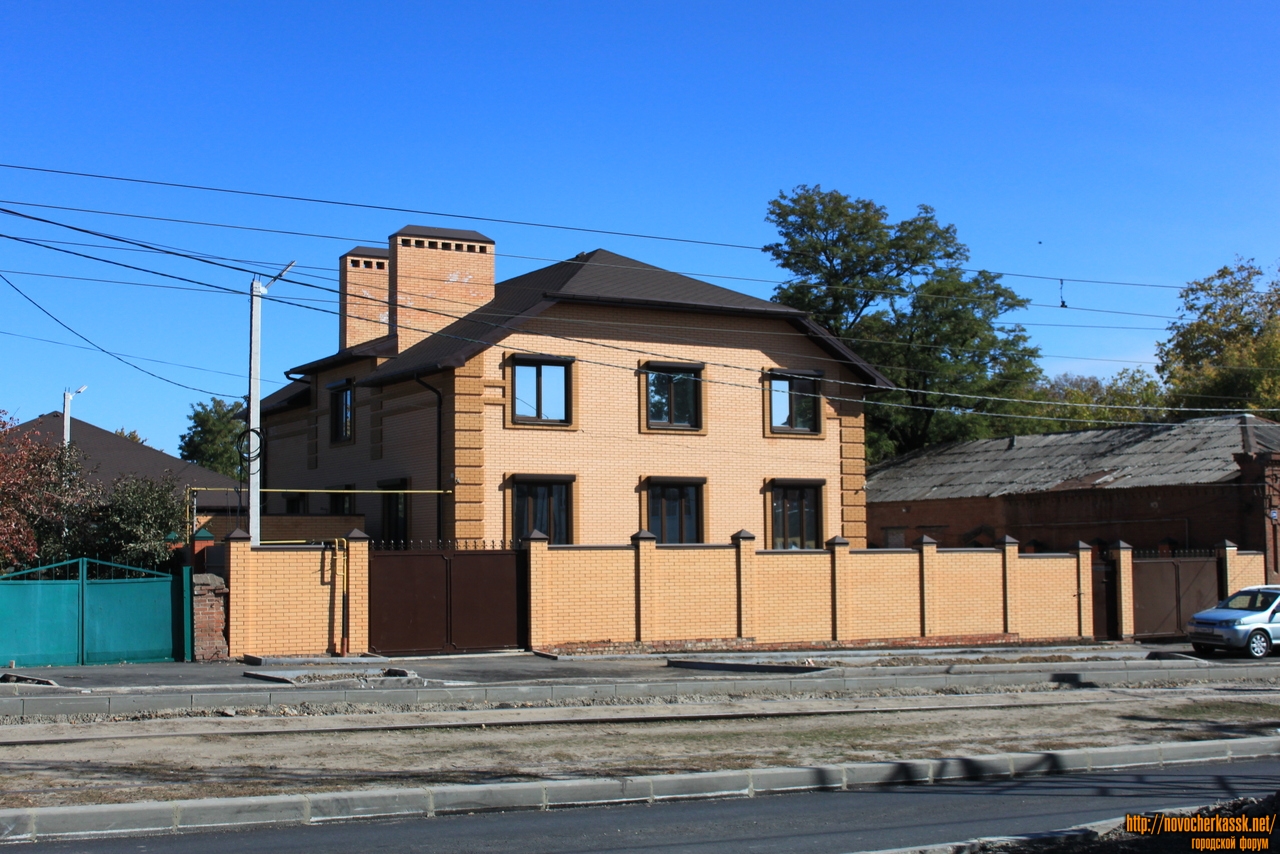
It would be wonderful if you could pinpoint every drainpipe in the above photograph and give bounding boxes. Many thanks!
[413,376,446,542]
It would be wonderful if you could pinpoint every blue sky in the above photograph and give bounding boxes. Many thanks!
[0,1,1276,452]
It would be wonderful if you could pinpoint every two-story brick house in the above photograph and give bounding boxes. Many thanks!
[262,225,891,548]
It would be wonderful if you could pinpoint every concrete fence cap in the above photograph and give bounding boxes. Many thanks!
[1112,540,1132,551]
[1217,539,1238,550]
[525,529,550,542]
[915,535,937,546]
[826,536,849,547]
[1002,535,1019,546]
[731,530,756,541]
[631,530,657,541]
[225,528,250,542]
[345,529,370,542]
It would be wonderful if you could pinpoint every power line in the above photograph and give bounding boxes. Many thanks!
[0,272,236,397]
[14,218,1280,417]
[0,327,284,384]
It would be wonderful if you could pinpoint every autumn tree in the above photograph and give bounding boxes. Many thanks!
[764,185,1042,461]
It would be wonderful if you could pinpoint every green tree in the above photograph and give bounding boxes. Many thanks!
[764,186,1042,461]
[1024,368,1166,431]
[1156,260,1280,415]
[178,397,245,479]
[94,475,185,568]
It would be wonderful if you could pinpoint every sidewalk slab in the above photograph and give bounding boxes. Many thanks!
[544,778,630,807]
[750,765,843,793]
[29,801,174,838]
[649,770,750,800]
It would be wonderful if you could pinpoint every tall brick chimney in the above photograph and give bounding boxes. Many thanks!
[338,246,390,349]
[388,225,496,352]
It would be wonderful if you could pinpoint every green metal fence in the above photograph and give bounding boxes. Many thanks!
[0,559,192,667]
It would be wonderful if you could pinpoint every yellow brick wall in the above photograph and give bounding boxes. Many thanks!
[1011,554,1085,639]
[226,538,369,657]
[478,304,867,547]
[840,550,921,639]
[1229,549,1266,592]
[389,237,495,351]
[925,549,1004,637]
[527,538,1093,648]
[643,544,738,641]
[528,542,636,647]
[752,550,832,643]
[339,251,390,349]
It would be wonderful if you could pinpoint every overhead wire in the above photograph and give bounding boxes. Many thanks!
[0,271,237,397]
[13,223,1276,421]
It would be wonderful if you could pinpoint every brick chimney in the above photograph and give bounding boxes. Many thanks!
[339,246,390,349]
[388,225,495,352]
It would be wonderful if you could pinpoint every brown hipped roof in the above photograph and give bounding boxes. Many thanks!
[15,413,241,507]
[356,249,893,388]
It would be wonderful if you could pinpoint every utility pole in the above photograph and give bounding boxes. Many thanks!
[247,262,294,547]
[62,385,87,446]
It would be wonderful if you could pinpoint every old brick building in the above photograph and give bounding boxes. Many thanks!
[261,225,892,547]
[866,415,1280,579]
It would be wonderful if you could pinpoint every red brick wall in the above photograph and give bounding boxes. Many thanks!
[192,575,229,661]
[869,483,1264,553]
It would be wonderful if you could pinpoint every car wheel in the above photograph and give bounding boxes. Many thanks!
[1246,631,1272,659]
[1192,643,1215,655]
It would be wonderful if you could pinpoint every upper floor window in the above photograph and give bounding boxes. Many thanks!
[328,380,354,443]
[513,357,572,423]
[769,370,822,433]
[646,361,702,429]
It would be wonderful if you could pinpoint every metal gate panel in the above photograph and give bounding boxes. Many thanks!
[1133,561,1180,637]
[84,577,178,664]
[0,559,186,666]
[1092,561,1119,640]
[369,548,526,655]
[368,551,448,655]
[449,551,522,651]
[1132,555,1223,639]
[0,575,79,666]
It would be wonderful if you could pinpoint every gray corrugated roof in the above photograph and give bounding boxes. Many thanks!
[866,415,1280,502]
[16,413,240,506]
[356,249,891,389]
[393,225,494,244]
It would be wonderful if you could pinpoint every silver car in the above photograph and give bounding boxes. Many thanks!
[1185,586,1280,658]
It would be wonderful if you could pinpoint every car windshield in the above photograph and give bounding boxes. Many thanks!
[1219,591,1280,612]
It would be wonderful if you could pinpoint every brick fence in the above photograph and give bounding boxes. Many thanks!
[526,533,1266,653]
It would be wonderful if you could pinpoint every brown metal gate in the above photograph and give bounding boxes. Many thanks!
[1131,552,1225,639]
[368,546,528,655]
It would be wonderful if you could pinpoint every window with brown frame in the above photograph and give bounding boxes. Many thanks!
[512,474,574,544]
[513,357,572,423]
[771,479,823,549]
[645,362,702,429]
[768,370,822,433]
[647,477,704,543]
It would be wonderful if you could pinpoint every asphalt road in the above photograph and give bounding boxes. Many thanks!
[30,758,1280,853]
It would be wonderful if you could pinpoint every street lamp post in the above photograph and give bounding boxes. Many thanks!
[62,385,87,446]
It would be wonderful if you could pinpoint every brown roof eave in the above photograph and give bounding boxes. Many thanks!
[287,334,398,376]
[791,317,894,390]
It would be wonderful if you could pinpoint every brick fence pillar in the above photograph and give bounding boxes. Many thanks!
[225,528,252,659]
[1075,542,1094,640]
[633,530,656,642]
[524,530,550,648]
[1112,540,1134,639]
[917,535,937,637]
[827,535,849,641]
[345,529,370,655]
[733,530,756,640]
[1001,535,1019,635]
[1217,539,1244,594]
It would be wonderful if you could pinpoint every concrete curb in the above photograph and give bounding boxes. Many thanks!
[1,736,1276,844]
[2,660,1276,717]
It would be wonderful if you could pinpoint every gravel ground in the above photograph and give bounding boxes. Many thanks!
[1,678,1279,809]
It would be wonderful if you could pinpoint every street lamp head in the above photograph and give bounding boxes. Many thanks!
[75,385,88,395]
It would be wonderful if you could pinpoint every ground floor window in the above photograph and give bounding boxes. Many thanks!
[771,483,821,549]
[648,481,702,543]
[514,480,571,544]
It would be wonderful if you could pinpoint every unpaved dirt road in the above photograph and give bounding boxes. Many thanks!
[3,678,1279,809]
